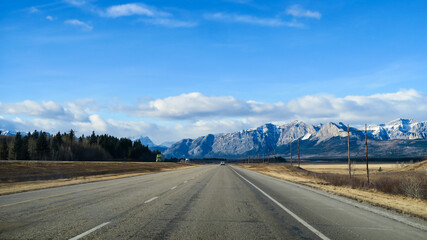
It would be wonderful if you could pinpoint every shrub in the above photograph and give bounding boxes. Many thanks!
[399,174,427,199]
[306,170,426,200]
[372,176,400,195]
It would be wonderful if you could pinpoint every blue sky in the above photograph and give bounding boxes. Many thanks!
[1,0,427,143]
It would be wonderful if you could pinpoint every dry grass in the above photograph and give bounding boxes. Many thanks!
[236,161,427,220]
[301,161,426,175]
[0,161,196,195]
[301,163,397,174]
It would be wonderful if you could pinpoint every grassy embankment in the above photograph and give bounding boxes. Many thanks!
[237,161,427,220]
[0,161,196,195]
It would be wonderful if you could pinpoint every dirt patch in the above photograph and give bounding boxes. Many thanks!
[0,161,196,195]
[235,162,427,220]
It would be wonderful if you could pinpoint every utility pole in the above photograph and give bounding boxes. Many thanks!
[365,124,369,183]
[348,124,351,178]
[274,149,276,163]
[290,141,293,167]
[297,139,300,167]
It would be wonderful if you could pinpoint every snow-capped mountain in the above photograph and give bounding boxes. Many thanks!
[370,119,427,140]
[130,136,156,147]
[164,119,427,158]
[0,130,20,136]
[0,130,49,137]
[129,136,169,152]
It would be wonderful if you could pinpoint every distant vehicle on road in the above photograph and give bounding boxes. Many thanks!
[220,161,225,165]
[156,154,164,162]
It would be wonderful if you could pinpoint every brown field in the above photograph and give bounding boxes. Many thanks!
[0,161,196,195]
[301,163,427,175]
[236,160,427,220]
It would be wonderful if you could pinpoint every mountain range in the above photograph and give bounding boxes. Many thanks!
[129,136,169,152]
[163,119,427,159]
[2,119,426,159]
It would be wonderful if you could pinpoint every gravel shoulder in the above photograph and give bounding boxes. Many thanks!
[235,163,427,220]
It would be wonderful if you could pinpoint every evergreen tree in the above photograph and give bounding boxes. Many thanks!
[69,129,75,145]
[51,132,63,152]
[13,133,23,160]
[89,131,97,145]
[36,132,50,159]
[0,140,8,160]
[31,130,39,140]
[22,136,30,160]
[13,133,30,160]
[114,138,133,159]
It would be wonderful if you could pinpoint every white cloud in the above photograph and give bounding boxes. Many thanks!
[286,5,322,19]
[142,18,197,28]
[28,7,40,13]
[0,100,66,118]
[46,16,54,21]
[73,114,107,133]
[142,92,251,120]
[64,0,86,7]
[29,7,40,13]
[205,12,303,27]
[104,3,155,18]
[102,3,197,28]
[64,19,93,31]
[1,90,426,143]
[118,90,427,125]
[287,89,427,123]
[0,99,96,121]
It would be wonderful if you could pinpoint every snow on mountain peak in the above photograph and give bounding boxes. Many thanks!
[314,122,348,142]
[163,119,426,158]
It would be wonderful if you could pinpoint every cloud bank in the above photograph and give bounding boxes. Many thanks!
[1,90,425,143]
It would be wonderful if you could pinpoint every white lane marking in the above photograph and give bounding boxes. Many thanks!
[171,186,177,190]
[144,196,158,203]
[69,222,110,240]
[231,168,330,240]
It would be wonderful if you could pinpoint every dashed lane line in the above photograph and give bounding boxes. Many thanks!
[68,222,110,240]
[144,196,159,204]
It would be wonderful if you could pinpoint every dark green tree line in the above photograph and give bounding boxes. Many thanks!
[0,130,158,161]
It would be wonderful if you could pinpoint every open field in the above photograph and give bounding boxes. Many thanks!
[0,161,196,195]
[300,162,424,175]
[236,160,427,220]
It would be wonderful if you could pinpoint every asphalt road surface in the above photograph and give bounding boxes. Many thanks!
[0,165,426,239]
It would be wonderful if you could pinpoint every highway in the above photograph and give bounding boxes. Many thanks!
[0,165,426,239]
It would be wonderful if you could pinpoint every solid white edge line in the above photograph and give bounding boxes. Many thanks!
[231,168,331,240]
[237,166,427,232]
[69,222,110,240]
[144,196,159,203]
